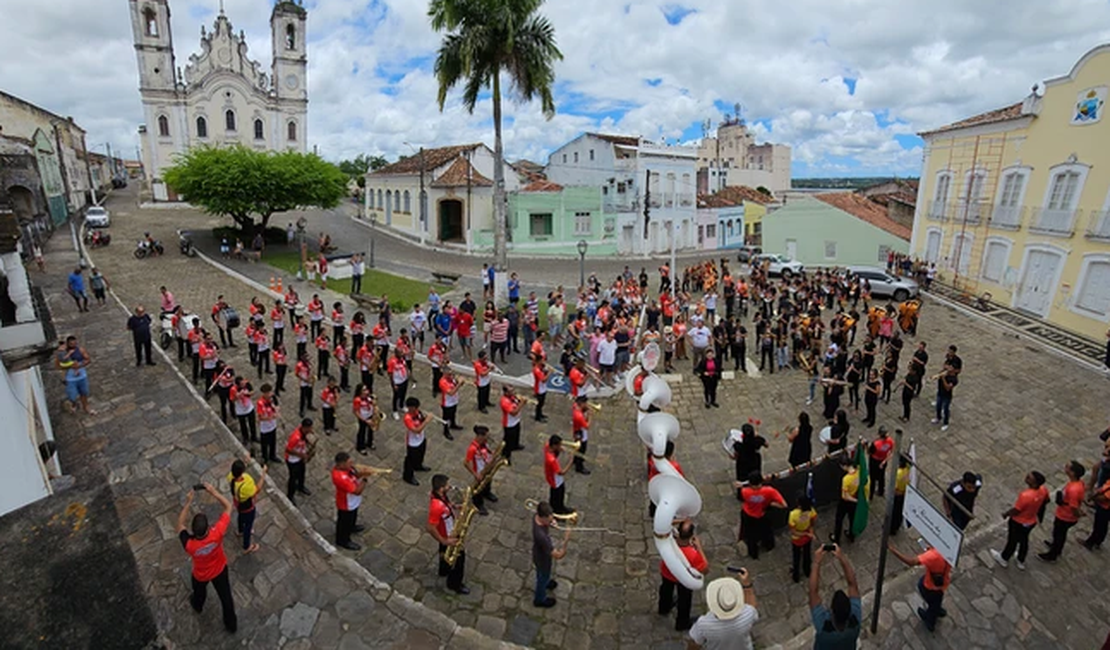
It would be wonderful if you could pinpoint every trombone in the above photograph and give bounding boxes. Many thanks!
[523,498,620,533]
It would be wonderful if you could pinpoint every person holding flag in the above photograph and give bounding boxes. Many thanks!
[832,443,870,545]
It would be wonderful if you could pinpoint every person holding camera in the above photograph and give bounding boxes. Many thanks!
[808,544,861,647]
[687,570,758,650]
[889,539,951,633]
[176,483,237,633]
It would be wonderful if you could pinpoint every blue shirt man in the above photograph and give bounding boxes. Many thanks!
[67,267,90,311]
[508,274,521,303]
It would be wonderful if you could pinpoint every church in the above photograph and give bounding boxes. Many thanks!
[130,0,308,201]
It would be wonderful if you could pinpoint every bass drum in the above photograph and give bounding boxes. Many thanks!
[294,304,308,318]
[222,307,241,329]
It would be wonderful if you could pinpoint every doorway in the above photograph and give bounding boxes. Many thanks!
[785,238,797,260]
[1016,248,1063,317]
[438,199,464,242]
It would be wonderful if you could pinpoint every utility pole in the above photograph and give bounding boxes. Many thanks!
[642,168,652,255]
[418,147,427,246]
[869,429,903,634]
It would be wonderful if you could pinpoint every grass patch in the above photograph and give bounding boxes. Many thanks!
[263,251,448,312]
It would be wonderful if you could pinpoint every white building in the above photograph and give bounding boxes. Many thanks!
[545,133,699,255]
[697,118,791,196]
[130,0,308,201]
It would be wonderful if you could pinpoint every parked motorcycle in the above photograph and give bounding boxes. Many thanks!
[160,309,192,350]
[84,230,111,248]
[134,237,164,259]
[178,230,197,257]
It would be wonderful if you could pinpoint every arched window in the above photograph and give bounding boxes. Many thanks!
[143,8,158,36]
[196,116,207,138]
[287,121,297,141]
[403,190,411,213]
[285,24,296,49]
[385,190,392,212]
[377,189,383,209]
[253,119,264,140]
[394,190,400,211]
[367,189,374,209]
[157,115,170,137]
[225,109,236,132]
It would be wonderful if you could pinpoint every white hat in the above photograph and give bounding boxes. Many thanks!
[706,577,747,620]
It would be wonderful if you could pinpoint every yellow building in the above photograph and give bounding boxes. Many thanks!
[910,43,1110,341]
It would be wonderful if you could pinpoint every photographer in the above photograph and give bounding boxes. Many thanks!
[808,544,861,647]
[687,569,758,650]
[176,483,237,633]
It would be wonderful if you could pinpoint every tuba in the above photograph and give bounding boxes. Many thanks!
[443,488,476,568]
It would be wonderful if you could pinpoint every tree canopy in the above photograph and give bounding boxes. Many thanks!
[338,154,389,188]
[163,145,348,231]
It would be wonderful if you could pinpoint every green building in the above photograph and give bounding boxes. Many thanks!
[762,193,910,267]
[478,182,616,256]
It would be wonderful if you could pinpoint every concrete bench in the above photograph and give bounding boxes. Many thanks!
[350,293,385,312]
[431,270,461,285]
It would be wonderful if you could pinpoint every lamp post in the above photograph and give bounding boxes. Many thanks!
[577,239,588,289]
[403,141,428,246]
[369,212,377,268]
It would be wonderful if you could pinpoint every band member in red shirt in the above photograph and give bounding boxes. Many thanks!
[438,368,463,440]
[427,474,469,594]
[171,305,189,362]
[889,539,951,632]
[350,311,367,357]
[307,294,324,339]
[396,328,416,388]
[658,520,708,632]
[568,357,588,399]
[294,316,309,359]
[1039,460,1087,562]
[320,376,340,435]
[332,451,369,550]
[270,299,285,348]
[530,332,547,363]
[990,471,1049,570]
[735,472,786,559]
[545,435,574,515]
[428,338,449,397]
[333,334,351,392]
[571,396,592,475]
[295,352,315,417]
[500,385,525,462]
[868,427,895,499]
[284,287,299,324]
[176,483,237,632]
[315,333,331,380]
[532,357,549,422]
[254,324,271,377]
[211,295,235,348]
[353,384,377,454]
[272,344,288,397]
[387,348,410,419]
[465,425,499,515]
[230,376,257,450]
[256,383,281,463]
[187,317,203,384]
[474,350,493,413]
[357,340,376,394]
[331,302,346,343]
[199,333,221,394]
[372,317,391,377]
[213,361,235,424]
[284,418,314,503]
[402,397,431,485]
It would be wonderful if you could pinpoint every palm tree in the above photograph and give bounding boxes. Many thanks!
[429,0,562,270]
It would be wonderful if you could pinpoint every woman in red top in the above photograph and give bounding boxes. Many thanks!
[315,333,331,380]
[334,334,351,392]
[176,483,237,632]
[350,311,367,357]
[735,472,786,559]
[331,302,345,343]
[991,471,1049,569]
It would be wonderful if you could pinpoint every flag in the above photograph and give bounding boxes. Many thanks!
[908,440,919,489]
[806,472,815,501]
[852,441,869,537]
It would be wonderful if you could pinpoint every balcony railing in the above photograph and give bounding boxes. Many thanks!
[952,201,983,225]
[988,204,1024,231]
[1028,207,1080,238]
[926,200,950,222]
[1086,210,1110,242]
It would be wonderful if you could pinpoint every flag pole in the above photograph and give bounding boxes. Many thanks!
[869,428,903,634]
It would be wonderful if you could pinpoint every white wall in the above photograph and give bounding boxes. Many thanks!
[0,363,52,517]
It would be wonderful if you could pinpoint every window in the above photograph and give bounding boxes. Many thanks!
[285,24,296,49]
[225,109,236,132]
[562,154,567,164]
[649,172,661,207]
[574,152,579,163]
[981,239,1010,283]
[706,224,716,238]
[403,190,411,213]
[727,220,733,236]
[367,189,374,209]
[385,190,392,211]
[824,240,837,260]
[1046,171,1080,211]
[681,173,692,206]
[377,190,383,209]
[931,171,952,218]
[617,182,626,194]
[665,173,676,207]
[589,149,595,161]
[962,169,987,221]
[877,244,892,263]
[143,8,158,36]
[394,190,400,211]
[195,116,207,138]
[1075,257,1110,317]
[529,213,553,237]
[994,169,1028,228]
[157,115,170,137]
[254,119,264,140]
[1038,163,1088,233]
[574,211,591,235]
[287,121,297,141]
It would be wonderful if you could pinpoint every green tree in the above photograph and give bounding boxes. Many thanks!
[163,145,347,233]
[429,0,562,269]
[338,154,389,187]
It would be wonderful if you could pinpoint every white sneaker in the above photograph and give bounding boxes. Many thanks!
[931,418,939,424]
[990,549,1008,568]
[941,425,949,432]
[805,398,813,405]
[392,412,400,420]
[1016,560,1026,571]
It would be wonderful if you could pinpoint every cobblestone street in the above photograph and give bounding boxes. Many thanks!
[43,186,1110,649]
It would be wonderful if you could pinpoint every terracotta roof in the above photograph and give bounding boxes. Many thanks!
[429,157,493,188]
[697,193,739,208]
[512,159,545,175]
[867,190,917,208]
[586,132,640,147]
[814,193,911,241]
[919,102,1025,136]
[372,144,483,175]
[522,179,563,192]
[718,185,774,205]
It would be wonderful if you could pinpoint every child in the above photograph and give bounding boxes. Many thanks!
[788,494,817,583]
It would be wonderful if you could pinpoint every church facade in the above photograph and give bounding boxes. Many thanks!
[129,0,308,201]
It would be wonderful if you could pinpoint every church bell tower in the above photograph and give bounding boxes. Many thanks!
[129,0,178,92]
[271,1,308,102]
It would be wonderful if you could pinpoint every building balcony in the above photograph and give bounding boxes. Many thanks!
[951,202,983,226]
[1086,209,1110,243]
[987,204,1024,231]
[926,201,950,222]
[1028,207,1079,238]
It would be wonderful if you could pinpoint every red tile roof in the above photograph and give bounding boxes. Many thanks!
[372,144,483,175]
[522,179,563,192]
[586,132,640,147]
[814,193,911,240]
[718,185,774,205]
[429,157,493,188]
[867,190,917,208]
[919,102,1025,136]
[697,193,739,208]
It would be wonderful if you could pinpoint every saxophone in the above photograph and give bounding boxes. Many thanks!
[472,441,509,496]
[444,487,476,568]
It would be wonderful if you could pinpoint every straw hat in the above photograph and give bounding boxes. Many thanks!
[705,577,747,620]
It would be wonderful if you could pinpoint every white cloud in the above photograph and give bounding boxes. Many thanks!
[2,0,1109,176]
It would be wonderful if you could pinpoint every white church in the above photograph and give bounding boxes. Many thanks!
[130,0,309,201]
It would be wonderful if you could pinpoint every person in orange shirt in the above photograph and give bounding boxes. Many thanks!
[270,299,285,348]
[473,350,493,413]
[571,396,591,475]
[176,483,237,632]
[438,368,463,440]
[331,302,346,343]
[272,343,288,398]
[402,397,431,486]
[357,340,377,394]
[500,386,525,462]
[568,358,587,398]
[889,539,950,632]
[315,333,331,380]
[734,472,786,559]
[1038,461,1087,562]
[332,452,371,551]
[333,334,351,392]
[427,474,469,594]
[544,435,574,515]
[352,384,377,454]
[256,383,280,463]
[387,348,410,419]
[307,294,324,339]
[990,471,1049,570]
[284,418,313,503]
[532,358,549,422]
[427,337,448,397]
[530,331,547,363]
[187,317,203,384]
[320,376,340,435]
[293,316,309,359]
[464,425,498,515]
[657,520,708,632]
[295,352,315,417]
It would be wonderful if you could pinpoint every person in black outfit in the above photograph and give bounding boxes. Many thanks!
[731,321,747,372]
[827,409,850,454]
[821,368,846,420]
[788,412,813,467]
[758,330,775,373]
[127,305,156,366]
[860,336,877,375]
[694,349,721,408]
[730,423,767,500]
[658,520,706,630]
[845,351,863,412]
[944,472,981,530]
[880,354,898,403]
[862,369,881,427]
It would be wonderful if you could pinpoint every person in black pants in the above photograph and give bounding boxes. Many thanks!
[332,452,369,551]
[990,471,1048,569]
[284,419,313,502]
[898,370,919,421]
[1039,461,1086,562]
[545,436,574,514]
[880,354,897,403]
[730,321,747,372]
[176,484,237,633]
[127,305,156,366]
[402,398,430,486]
[658,521,708,631]
[694,349,721,408]
[845,352,863,412]
[758,331,775,373]
[862,369,881,427]
[832,459,865,544]
[428,474,469,594]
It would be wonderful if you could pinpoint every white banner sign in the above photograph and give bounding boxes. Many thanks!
[903,484,964,568]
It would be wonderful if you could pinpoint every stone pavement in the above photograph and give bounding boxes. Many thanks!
[39,224,515,649]
[82,186,1110,649]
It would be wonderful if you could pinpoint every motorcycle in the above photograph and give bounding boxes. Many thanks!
[161,310,193,350]
[84,230,111,248]
[134,238,164,259]
[178,230,197,257]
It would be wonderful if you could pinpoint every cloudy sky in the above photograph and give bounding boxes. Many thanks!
[3,0,1110,177]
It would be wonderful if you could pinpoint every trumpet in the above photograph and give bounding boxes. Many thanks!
[523,498,620,533]
[536,433,599,464]
[354,464,391,477]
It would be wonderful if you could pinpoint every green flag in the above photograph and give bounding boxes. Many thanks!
[852,441,870,537]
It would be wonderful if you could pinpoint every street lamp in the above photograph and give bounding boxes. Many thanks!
[577,239,588,289]
[369,212,378,268]
[403,141,428,246]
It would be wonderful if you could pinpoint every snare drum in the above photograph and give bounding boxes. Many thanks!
[294,304,308,318]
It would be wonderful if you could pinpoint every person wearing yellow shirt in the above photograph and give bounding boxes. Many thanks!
[832,460,868,545]
[228,457,267,554]
[890,456,911,536]
[788,495,817,583]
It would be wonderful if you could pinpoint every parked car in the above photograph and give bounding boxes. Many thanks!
[847,266,920,301]
[735,245,762,263]
[85,206,110,228]
[752,253,804,278]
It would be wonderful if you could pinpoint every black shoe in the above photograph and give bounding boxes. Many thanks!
[136,362,142,367]
[1036,552,1057,563]
[352,524,366,533]
[146,361,157,366]
[307,406,317,411]
[478,507,489,516]
[547,580,558,589]
[269,457,283,465]
[451,585,471,595]
[486,494,499,503]
[417,466,432,472]
[917,607,936,632]
[705,403,711,409]
[358,448,369,456]
[450,425,464,430]
[404,477,420,486]
[712,402,720,408]
[444,431,455,441]
[299,487,312,496]
[479,408,489,414]
[576,467,592,475]
[938,608,948,618]
[534,597,556,608]
[513,445,526,452]
[337,541,362,551]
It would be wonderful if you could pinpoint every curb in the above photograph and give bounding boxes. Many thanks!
[80,225,526,650]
